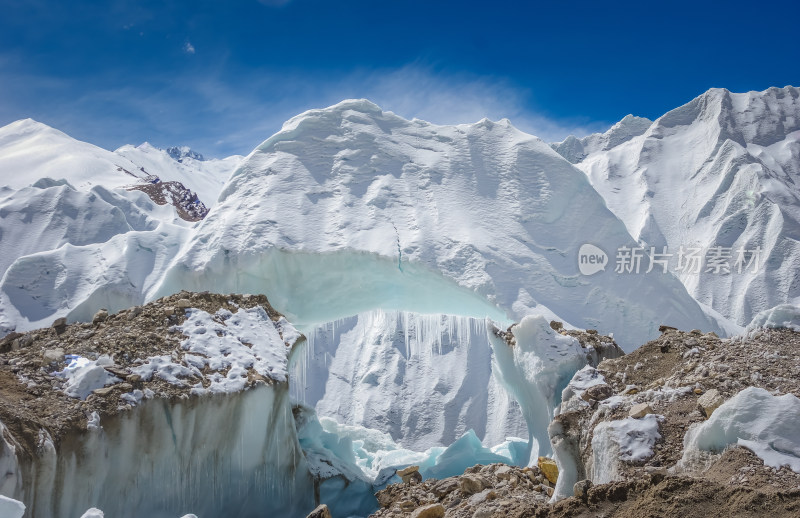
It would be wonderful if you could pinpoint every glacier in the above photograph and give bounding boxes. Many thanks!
[1,88,798,516]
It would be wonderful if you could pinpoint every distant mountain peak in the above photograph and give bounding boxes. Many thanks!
[166,146,205,162]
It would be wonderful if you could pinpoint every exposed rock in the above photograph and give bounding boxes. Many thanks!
[175,299,192,309]
[582,383,613,402]
[697,388,725,418]
[51,318,68,334]
[398,465,422,484]
[127,180,209,222]
[372,463,550,517]
[494,465,513,480]
[629,402,654,419]
[305,504,332,518]
[573,478,592,500]
[459,474,487,495]
[126,306,143,321]
[410,503,444,518]
[92,387,115,396]
[42,348,64,364]
[92,309,108,324]
[538,457,559,484]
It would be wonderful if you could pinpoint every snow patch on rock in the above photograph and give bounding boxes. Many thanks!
[58,354,120,400]
[747,304,800,332]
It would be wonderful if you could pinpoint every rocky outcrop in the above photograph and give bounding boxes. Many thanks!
[371,463,555,518]
[549,325,800,501]
[127,179,209,221]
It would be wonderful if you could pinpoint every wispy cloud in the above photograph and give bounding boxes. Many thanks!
[0,61,613,158]
[183,42,195,54]
[327,66,610,143]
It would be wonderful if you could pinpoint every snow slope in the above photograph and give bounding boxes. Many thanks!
[0,119,149,191]
[159,99,722,350]
[556,86,800,325]
[0,119,240,333]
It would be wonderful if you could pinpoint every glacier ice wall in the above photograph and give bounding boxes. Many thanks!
[489,315,590,464]
[0,100,727,347]
[2,385,314,518]
[290,310,526,451]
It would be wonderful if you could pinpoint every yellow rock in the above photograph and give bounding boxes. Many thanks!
[537,457,559,484]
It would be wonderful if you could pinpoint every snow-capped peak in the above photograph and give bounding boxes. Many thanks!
[550,113,652,163]
[559,85,800,326]
[166,146,205,162]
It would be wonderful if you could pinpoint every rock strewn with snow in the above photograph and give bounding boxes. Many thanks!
[127,180,210,221]
[550,325,800,502]
[0,291,298,452]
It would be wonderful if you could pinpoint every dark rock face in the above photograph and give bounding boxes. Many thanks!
[128,180,209,221]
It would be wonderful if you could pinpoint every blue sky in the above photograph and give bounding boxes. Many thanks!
[1,0,797,157]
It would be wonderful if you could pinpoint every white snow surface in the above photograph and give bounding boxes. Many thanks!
[746,303,800,332]
[683,387,800,472]
[0,119,148,191]
[0,118,240,334]
[596,415,663,463]
[590,414,662,487]
[159,98,722,350]
[132,306,290,395]
[58,354,120,400]
[561,86,800,325]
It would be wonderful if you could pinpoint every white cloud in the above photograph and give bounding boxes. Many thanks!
[183,42,195,54]
[336,66,610,142]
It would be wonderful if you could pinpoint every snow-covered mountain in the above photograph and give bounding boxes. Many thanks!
[0,119,240,332]
[554,86,800,326]
[0,120,183,281]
